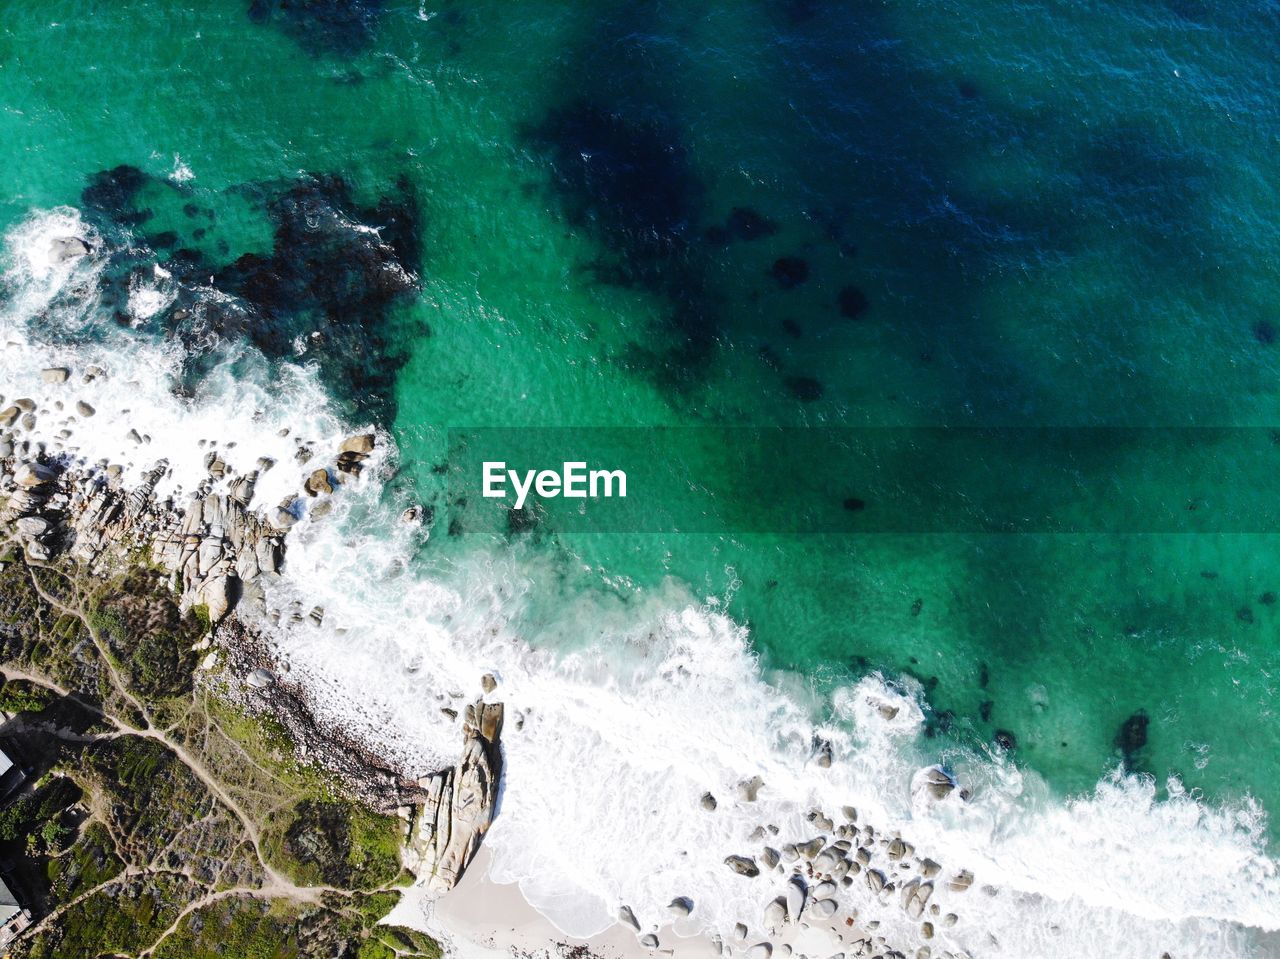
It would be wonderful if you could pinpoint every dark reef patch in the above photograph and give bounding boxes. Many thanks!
[838,285,870,319]
[1114,710,1150,772]
[785,375,824,401]
[529,101,700,269]
[82,165,153,227]
[770,256,810,289]
[211,172,422,419]
[527,96,717,382]
[248,0,385,57]
[728,206,779,241]
[775,0,822,25]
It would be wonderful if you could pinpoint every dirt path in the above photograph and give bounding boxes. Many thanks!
[7,560,395,956]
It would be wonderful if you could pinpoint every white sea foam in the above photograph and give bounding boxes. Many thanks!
[169,153,195,183]
[3,207,1280,959]
[0,208,355,512]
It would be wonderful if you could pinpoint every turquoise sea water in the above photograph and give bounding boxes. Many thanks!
[3,1,1280,944]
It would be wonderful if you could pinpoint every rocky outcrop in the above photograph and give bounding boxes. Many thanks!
[50,235,92,262]
[0,416,377,630]
[408,701,504,893]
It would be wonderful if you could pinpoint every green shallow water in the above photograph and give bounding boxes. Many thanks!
[2,0,1279,830]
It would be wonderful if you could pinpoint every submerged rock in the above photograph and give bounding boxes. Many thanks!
[993,729,1017,751]
[1114,710,1149,756]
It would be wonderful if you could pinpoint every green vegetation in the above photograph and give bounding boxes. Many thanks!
[153,897,304,959]
[0,779,79,844]
[86,567,204,701]
[0,678,54,714]
[25,874,198,959]
[46,822,125,899]
[270,799,403,890]
[0,551,442,959]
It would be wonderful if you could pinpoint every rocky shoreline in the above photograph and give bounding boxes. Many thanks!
[0,356,504,903]
[1,288,979,957]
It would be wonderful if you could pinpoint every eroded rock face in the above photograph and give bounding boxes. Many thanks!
[409,701,504,893]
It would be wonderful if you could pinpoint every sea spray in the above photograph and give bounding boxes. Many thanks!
[3,208,1280,958]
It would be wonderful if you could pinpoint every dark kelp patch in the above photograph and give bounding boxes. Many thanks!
[785,375,824,402]
[74,164,423,421]
[247,0,386,57]
[82,165,155,228]
[838,285,870,319]
[770,256,810,290]
[526,98,718,382]
[212,173,423,419]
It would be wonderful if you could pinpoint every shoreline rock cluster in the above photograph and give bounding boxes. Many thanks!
[618,783,978,959]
